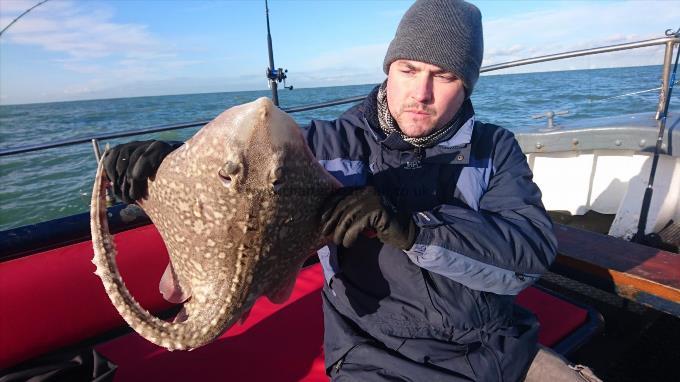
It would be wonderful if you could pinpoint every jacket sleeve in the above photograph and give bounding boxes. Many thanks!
[404,129,558,295]
[301,116,371,187]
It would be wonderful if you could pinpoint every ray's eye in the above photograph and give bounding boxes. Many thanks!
[218,161,241,187]
[218,169,232,186]
[272,179,284,192]
[270,167,284,192]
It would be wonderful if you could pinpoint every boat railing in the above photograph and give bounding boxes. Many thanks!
[0,33,677,159]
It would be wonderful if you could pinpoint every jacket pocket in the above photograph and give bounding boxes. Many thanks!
[419,268,448,326]
[424,270,487,330]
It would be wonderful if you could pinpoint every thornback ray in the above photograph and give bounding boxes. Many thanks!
[90,97,341,351]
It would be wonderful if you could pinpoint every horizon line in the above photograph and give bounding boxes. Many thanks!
[0,63,663,107]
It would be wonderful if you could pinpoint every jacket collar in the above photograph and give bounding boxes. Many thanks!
[352,84,475,151]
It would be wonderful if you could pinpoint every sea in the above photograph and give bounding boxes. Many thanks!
[0,65,672,231]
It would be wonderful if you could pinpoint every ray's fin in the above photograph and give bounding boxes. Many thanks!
[238,308,252,325]
[266,266,302,304]
[91,155,230,351]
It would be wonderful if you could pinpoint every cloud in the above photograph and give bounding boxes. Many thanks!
[293,1,678,82]
[52,74,267,102]
[2,1,154,55]
[481,1,679,73]
[280,43,388,88]
[2,0,678,105]
[1,0,58,13]
[305,43,388,71]
[292,68,383,88]
[486,44,527,59]
[0,0,197,79]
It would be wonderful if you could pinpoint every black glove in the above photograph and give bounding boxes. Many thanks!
[320,186,419,250]
[103,140,181,204]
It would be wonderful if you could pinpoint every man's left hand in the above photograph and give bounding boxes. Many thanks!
[320,186,419,250]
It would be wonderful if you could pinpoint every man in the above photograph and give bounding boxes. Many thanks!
[104,1,600,380]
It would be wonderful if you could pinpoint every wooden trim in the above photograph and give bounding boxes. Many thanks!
[552,223,680,316]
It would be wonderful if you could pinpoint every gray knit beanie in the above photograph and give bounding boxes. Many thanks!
[383,0,484,95]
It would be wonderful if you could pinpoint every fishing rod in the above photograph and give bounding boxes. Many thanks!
[0,0,50,38]
[633,27,680,244]
[264,0,292,107]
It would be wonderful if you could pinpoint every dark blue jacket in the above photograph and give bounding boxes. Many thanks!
[302,86,557,381]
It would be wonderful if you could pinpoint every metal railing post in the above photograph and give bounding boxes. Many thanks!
[91,138,102,162]
[656,40,677,120]
[90,138,115,205]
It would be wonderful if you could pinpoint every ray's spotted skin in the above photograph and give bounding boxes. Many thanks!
[90,97,341,351]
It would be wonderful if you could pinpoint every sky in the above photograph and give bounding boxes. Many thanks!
[0,0,678,105]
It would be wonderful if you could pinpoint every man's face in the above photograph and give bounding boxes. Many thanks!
[386,60,466,138]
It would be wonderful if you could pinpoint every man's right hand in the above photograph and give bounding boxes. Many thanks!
[103,140,181,204]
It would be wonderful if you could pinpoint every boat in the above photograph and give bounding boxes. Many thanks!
[0,3,678,380]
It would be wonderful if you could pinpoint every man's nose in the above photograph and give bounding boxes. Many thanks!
[411,74,433,103]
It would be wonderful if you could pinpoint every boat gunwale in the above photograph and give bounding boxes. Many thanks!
[515,111,680,155]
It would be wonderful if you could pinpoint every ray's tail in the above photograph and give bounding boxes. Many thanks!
[89,154,227,351]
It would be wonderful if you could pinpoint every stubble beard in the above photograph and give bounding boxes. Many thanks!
[394,102,438,138]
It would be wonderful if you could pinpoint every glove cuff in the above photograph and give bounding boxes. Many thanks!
[394,212,420,250]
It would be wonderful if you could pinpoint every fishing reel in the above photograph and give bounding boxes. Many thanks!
[266,67,293,90]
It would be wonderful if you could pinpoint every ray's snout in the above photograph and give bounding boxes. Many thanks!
[254,97,306,150]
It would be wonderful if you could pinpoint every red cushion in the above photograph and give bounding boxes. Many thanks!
[516,286,588,346]
[1,220,589,378]
[96,264,590,381]
[96,264,327,382]
[0,225,174,369]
